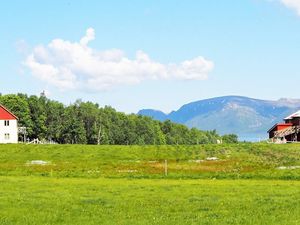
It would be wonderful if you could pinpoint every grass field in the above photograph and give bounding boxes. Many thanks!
[0,143,300,179]
[1,177,300,225]
[0,143,300,224]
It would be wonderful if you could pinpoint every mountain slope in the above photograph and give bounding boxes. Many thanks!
[137,109,167,121]
[138,96,300,140]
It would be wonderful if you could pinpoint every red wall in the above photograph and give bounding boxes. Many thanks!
[268,123,293,139]
[277,124,293,131]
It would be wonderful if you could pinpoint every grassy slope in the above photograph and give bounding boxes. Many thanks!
[0,144,300,225]
[0,143,299,179]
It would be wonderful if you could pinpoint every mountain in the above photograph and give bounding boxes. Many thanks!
[137,96,300,141]
[138,109,167,121]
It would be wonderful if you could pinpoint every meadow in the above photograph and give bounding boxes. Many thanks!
[0,143,300,179]
[0,143,300,224]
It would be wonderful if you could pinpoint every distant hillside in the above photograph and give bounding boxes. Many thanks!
[138,109,167,121]
[138,96,300,141]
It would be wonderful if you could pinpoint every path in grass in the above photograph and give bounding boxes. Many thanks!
[0,176,299,225]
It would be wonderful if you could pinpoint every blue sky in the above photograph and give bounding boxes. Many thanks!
[1,0,300,113]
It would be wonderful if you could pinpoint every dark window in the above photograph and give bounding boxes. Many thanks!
[4,120,9,126]
[4,133,10,140]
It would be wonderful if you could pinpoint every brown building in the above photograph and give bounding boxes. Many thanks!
[268,110,300,143]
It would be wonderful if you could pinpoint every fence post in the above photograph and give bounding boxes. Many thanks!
[164,160,168,176]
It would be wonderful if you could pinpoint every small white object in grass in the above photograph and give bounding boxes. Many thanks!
[87,170,100,174]
[188,160,205,163]
[277,166,300,170]
[117,170,138,173]
[26,160,50,165]
[206,157,219,161]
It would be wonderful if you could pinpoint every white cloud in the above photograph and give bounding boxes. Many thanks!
[24,28,214,91]
[80,28,95,45]
[281,0,300,15]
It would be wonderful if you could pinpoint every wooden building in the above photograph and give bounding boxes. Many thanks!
[268,110,300,143]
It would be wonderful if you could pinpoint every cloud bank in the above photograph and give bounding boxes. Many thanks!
[24,28,214,91]
[281,0,300,15]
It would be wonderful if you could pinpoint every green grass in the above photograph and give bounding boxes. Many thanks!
[0,143,299,179]
[0,143,300,224]
[0,176,300,225]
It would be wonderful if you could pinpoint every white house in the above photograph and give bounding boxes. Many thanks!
[0,105,18,143]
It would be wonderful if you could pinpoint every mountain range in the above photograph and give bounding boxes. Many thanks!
[138,96,300,141]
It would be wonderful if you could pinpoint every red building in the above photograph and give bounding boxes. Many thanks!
[268,110,300,143]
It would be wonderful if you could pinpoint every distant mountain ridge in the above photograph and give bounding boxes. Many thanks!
[138,96,300,141]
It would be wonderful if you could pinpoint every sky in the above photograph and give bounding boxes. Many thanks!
[1,0,300,113]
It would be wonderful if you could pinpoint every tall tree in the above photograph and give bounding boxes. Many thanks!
[61,105,87,144]
[45,100,64,142]
[27,95,47,139]
[0,94,33,137]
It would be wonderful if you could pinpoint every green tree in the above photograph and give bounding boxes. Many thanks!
[45,100,64,142]
[27,95,47,139]
[222,134,239,143]
[61,105,87,144]
[77,101,100,144]
[0,94,33,137]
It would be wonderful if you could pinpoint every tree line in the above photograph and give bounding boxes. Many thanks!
[0,93,238,144]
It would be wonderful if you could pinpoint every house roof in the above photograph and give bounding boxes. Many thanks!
[0,105,18,120]
[284,110,300,120]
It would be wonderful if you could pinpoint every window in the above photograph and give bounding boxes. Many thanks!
[4,133,10,140]
[4,120,9,126]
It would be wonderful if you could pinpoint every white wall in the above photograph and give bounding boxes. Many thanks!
[0,119,18,143]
